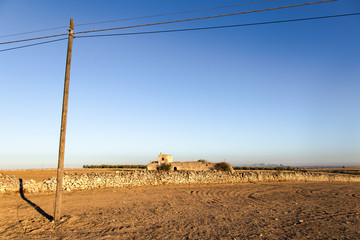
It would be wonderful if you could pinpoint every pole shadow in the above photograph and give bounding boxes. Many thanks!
[19,179,54,221]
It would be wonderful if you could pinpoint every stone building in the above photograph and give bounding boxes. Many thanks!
[158,152,173,165]
[147,153,215,171]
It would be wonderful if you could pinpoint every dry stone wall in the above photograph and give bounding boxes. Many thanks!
[1,171,360,194]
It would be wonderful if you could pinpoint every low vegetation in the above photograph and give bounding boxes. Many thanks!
[157,163,172,171]
[197,159,208,163]
[214,162,234,172]
[233,166,295,171]
[83,164,147,169]
[313,170,360,175]
[232,167,360,175]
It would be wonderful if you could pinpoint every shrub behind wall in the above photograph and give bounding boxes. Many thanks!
[214,162,234,172]
[157,163,172,171]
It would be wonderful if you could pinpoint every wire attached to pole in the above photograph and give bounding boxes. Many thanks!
[75,12,360,39]
[74,0,336,35]
[0,38,67,52]
[0,0,277,39]
[0,0,335,46]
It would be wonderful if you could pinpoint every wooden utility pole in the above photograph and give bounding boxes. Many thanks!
[54,18,74,222]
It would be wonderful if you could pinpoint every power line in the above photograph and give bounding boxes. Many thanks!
[0,0,335,46]
[0,26,67,39]
[74,12,360,39]
[0,33,68,45]
[0,0,277,38]
[3,12,357,53]
[74,0,335,35]
[0,38,67,53]
[75,0,278,27]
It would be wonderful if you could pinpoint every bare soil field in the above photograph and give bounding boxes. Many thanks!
[1,182,360,239]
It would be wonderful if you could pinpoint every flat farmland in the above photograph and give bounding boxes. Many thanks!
[1,181,359,239]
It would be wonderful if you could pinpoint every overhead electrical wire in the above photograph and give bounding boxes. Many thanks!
[0,26,68,39]
[0,33,68,45]
[0,0,335,46]
[74,0,335,35]
[0,0,277,39]
[75,0,278,27]
[0,38,67,53]
[1,12,358,53]
[75,13,360,39]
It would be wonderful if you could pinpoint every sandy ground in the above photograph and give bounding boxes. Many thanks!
[1,182,360,239]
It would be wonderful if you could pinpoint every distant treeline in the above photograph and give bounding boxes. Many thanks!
[83,164,147,169]
[316,170,360,175]
[232,167,360,175]
[233,166,295,171]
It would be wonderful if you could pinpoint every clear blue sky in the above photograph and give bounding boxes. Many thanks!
[0,0,359,169]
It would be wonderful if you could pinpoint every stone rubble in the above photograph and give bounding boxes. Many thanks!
[1,170,360,194]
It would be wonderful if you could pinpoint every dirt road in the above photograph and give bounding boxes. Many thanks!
[1,182,359,239]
